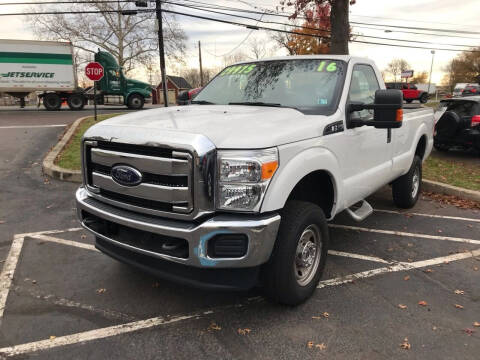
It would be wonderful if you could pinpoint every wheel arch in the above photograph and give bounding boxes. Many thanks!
[261,147,341,220]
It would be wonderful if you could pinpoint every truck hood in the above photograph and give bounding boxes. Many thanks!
[93,105,329,149]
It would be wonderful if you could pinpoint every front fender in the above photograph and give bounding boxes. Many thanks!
[261,142,342,219]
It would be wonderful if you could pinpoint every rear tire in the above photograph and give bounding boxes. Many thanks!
[420,93,428,104]
[262,201,329,305]
[127,93,144,110]
[406,99,413,104]
[43,93,61,111]
[67,94,85,111]
[392,155,422,209]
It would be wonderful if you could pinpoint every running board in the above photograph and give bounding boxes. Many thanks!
[345,200,373,222]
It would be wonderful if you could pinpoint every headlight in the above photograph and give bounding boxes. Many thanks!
[217,148,278,212]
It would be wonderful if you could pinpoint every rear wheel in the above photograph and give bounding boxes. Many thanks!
[392,155,422,209]
[406,99,413,104]
[262,201,329,305]
[43,93,61,111]
[127,93,144,110]
[420,93,428,104]
[67,94,85,111]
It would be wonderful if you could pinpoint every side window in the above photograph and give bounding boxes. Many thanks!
[349,64,380,120]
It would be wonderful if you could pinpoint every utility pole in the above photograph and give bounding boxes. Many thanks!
[198,40,204,87]
[156,0,169,107]
[428,50,435,96]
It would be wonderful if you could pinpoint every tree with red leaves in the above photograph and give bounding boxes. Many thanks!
[282,0,355,55]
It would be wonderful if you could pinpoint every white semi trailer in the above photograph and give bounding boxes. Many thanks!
[0,39,83,109]
[0,39,151,110]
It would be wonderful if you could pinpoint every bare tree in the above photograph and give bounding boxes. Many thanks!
[27,1,186,74]
[181,68,218,88]
[269,26,297,55]
[386,59,411,82]
[248,37,269,59]
[222,51,250,67]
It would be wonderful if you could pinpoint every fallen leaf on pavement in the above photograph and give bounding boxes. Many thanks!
[307,341,314,349]
[322,312,329,318]
[423,268,433,273]
[49,336,56,340]
[473,322,480,327]
[237,328,251,335]
[404,275,410,281]
[454,304,464,309]
[0,220,5,224]
[464,328,475,336]
[437,229,443,233]
[96,288,106,294]
[80,234,86,239]
[432,326,437,331]
[454,289,465,295]
[418,301,427,306]
[474,266,479,271]
[208,323,221,331]
[315,343,327,350]
[407,243,414,247]
[398,304,407,309]
[31,280,37,284]
[400,338,411,350]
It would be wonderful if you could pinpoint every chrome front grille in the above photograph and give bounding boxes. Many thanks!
[84,141,194,216]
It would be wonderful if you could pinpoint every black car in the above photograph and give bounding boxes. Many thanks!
[434,96,480,152]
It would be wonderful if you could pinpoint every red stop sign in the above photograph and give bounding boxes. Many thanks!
[85,62,104,81]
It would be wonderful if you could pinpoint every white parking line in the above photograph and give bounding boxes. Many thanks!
[0,236,24,323]
[318,248,480,288]
[329,224,480,245]
[374,208,480,223]
[32,234,98,252]
[328,250,390,264]
[14,227,82,239]
[0,312,204,357]
[0,124,67,129]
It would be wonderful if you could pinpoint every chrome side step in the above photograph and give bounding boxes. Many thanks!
[345,200,373,222]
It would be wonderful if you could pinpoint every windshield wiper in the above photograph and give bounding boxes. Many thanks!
[191,100,216,105]
[228,101,283,107]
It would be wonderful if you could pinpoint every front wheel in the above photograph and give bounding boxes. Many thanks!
[392,155,422,209]
[262,201,329,305]
[127,93,145,110]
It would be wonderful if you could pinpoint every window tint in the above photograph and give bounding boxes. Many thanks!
[349,64,380,120]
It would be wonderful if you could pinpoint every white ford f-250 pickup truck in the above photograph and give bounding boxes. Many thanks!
[76,55,434,305]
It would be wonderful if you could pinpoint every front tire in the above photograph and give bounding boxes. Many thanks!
[262,201,329,305]
[392,155,422,209]
[127,93,145,110]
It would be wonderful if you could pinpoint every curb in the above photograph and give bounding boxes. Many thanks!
[422,179,480,203]
[42,116,88,183]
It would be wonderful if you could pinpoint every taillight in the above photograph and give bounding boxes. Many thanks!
[471,115,480,126]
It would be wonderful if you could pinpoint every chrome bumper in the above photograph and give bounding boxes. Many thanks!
[76,187,281,268]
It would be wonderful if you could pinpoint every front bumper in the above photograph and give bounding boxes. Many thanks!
[76,187,281,270]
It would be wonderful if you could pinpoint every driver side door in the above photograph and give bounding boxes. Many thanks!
[342,64,393,205]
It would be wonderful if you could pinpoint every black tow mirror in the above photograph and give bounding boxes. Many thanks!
[348,89,403,129]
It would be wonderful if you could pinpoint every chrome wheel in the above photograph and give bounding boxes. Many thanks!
[412,167,420,198]
[294,224,321,286]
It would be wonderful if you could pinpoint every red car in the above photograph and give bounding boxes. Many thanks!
[386,82,429,104]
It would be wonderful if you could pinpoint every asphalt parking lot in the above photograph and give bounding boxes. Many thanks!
[1,107,479,359]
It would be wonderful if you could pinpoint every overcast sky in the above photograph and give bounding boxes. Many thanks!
[2,0,479,84]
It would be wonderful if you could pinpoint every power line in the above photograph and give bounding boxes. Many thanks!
[162,1,478,49]
[1,4,479,53]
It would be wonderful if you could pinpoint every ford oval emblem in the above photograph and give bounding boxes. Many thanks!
[111,165,142,186]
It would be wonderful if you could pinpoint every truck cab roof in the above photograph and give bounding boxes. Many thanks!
[230,55,373,66]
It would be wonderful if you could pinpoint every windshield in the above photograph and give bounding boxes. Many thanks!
[194,59,346,115]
